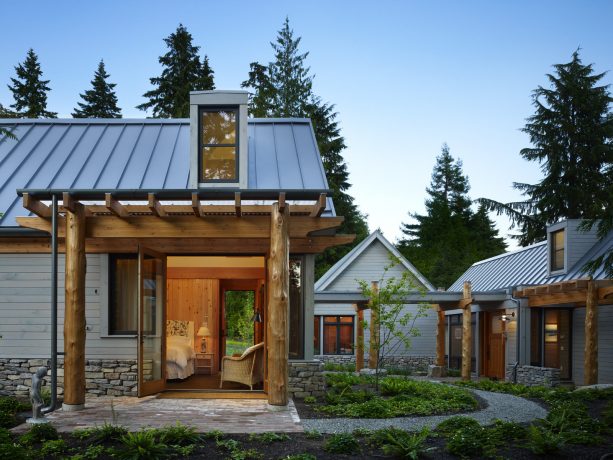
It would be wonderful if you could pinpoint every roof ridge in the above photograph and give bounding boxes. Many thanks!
[0,117,312,125]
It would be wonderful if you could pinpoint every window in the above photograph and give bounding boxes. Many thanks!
[550,229,565,271]
[109,254,138,335]
[199,107,238,182]
[323,316,355,355]
[289,258,304,359]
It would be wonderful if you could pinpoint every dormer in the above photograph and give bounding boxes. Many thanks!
[189,90,248,188]
[546,219,600,276]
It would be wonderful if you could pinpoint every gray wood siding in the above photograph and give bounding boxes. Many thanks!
[566,221,599,271]
[572,305,613,385]
[0,254,136,359]
[324,239,436,357]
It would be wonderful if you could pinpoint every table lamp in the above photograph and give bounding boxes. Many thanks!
[197,325,211,352]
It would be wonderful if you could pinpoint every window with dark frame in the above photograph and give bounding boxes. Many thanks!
[199,107,239,182]
[323,315,355,355]
[550,229,565,271]
[109,254,138,335]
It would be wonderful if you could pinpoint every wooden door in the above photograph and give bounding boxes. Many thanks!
[138,247,167,396]
[484,311,505,379]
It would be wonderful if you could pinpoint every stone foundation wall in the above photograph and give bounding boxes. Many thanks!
[314,354,435,371]
[314,355,355,365]
[506,364,561,387]
[288,360,325,398]
[0,358,138,398]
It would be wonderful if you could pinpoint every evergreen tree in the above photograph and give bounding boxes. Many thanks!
[137,24,215,118]
[0,104,18,140]
[8,49,56,118]
[398,145,506,289]
[242,18,369,278]
[479,51,613,246]
[72,60,122,118]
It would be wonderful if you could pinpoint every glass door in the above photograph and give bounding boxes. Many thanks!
[138,246,166,396]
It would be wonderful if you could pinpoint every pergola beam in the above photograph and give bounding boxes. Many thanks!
[235,192,242,217]
[148,193,167,217]
[23,193,51,218]
[310,193,327,217]
[105,193,128,217]
[191,193,203,217]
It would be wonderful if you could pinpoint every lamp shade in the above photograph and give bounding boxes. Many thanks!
[197,326,211,337]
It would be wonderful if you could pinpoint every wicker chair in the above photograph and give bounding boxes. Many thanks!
[219,342,264,390]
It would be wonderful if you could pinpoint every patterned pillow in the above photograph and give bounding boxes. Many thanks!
[166,319,189,337]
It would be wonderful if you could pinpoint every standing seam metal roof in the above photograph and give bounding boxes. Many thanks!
[0,118,332,227]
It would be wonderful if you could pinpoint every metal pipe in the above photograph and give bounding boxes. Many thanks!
[507,290,522,383]
[42,194,58,414]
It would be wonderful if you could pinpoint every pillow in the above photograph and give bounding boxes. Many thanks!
[167,335,190,344]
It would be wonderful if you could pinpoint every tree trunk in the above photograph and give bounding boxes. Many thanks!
[436,305,446,367]
[584,279,598,385]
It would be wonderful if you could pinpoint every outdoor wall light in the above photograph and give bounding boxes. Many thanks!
[250,310,262,323]
[501,312,516,322]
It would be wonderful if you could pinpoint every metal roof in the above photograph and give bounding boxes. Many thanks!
[448,242,549,291]
[314,290,508,305]
[0,118,332,227]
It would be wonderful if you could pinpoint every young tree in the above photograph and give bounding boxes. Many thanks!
[479,51,613,246]
[137,24,215,118]
[358,256,430,388]
[398,144,506,288]
[8,49,56,118]
[72,60,122,118]
[242,18,369,277]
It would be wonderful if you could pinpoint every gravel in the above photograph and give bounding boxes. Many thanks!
[301,389,548,433]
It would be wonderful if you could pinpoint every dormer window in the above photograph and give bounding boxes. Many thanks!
[550,229,565,271]
[199,107,239,182]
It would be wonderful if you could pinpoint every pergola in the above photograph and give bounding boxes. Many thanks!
[14,188,354,408]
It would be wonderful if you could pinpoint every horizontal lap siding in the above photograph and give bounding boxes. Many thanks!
[572,305,613,385]
[0,253,135,359]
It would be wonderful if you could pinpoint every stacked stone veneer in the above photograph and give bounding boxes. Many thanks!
[506,364,561,387]
[315,354,435,371]
[0,358,139,398]
[288,360,325,398]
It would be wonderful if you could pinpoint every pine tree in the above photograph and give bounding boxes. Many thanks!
[137,24,215,118]
[72,60,121,118]
[0,104,18,140]
[8,49,56,118]
[241,18,369,277]
[398,145,506,288]
[479,50,613,246]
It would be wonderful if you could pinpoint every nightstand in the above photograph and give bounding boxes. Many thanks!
[195,353,214,375]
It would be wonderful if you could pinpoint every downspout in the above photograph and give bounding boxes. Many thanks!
[42,194,58,414]
[507,289,521,383]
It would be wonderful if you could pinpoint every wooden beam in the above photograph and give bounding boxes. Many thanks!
[356,308,364,372]
[17,215,344,239]
[148,193,166,217]
[461,281,472,381]
[310,193,327,217]
[235,192,242,217]
[105,193,128,217]
[584,279,598,385]
[598,285,613,300]
[22,193,51,218]
[192,193,203,217]
[458,298,473,309]
[368,281,380,370]
[267,201,290,406]
[63,202,86,409]
[278,192,286,213]
[62,192,76,213]
[435,305,446,367]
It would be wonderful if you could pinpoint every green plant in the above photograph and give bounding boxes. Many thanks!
[446,424,495,458]
[281,454,316,460]
[380,427,431,459]
[542,401,602,445]
[323,362,355,372]
[203,429,224,440]
[155,422,200,446]
[116,430,169,460]
[435,416,481,438]
[303,396,317,404]
[526,425,565,455]
[0,411,17,429]
[323,433,360,454]
[69,444,107,460]
[173,444,196,457]
[40,439,66,457]
[446,368,461,377]
[73,422,128,443]
[19,423,59,445]
[248,432,289,443]
[488,419,528,443]
[351,427,373,437]
[0,427,11,444]
[0,397,29,414]
[304,429,321,439]
[0,441,31,460]
[217,438,262,460]
[602,400,613,427]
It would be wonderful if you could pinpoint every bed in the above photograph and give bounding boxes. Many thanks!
[166,320,196,380]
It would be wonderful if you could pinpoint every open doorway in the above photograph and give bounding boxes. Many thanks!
[164,256,266,392]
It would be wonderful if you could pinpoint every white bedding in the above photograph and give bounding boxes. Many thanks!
[166,335,195,380]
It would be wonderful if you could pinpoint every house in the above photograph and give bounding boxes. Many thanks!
[0,90,353,409]
[445,219,613,386]
[313,230,437,370]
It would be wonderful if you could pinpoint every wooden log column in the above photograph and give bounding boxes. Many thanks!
[267,202,290,406]
[435,305,446,367]
[584,279,598,385]
[461,281,472,381]
[368,281,380,369]
[63,202,87,410]
[356,307,365,372]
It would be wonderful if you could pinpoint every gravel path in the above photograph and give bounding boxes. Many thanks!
[301,389,548,433]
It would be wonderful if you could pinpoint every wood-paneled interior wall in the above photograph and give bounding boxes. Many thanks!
[166,278,220,374]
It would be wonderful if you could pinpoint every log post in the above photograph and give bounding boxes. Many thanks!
[461,281,472,381]
[435,305,446,367]
[356,307,364,372]
[267,201,289,406]
[63,202,86,410]
[368,281,379,369]
[584,279,598,385]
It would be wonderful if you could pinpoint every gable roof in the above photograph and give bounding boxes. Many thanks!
[0,118,332,227]
[315,230,435,292]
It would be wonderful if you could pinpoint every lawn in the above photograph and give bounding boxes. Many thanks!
[225,339,252,356]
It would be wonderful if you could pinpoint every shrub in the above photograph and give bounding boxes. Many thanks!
[0,427,11,444]
[69,444,107,460]
[281,454,316,460]
[0,442,31,460]
[40,439,66,458]
[155,422,200,446]
[526,425,565,455]
[248,432,289,443]
[0,411,17,429]
[303,396,317,404]
[323,433,360,454]
[19,423,59,446]
[436,416,481,438]
[380,427,431,459]
[203,429,224,441]
[323,363,355,372]
[446,368,461,377]
[488,419,528,443]
[73,422,128,443]
[116,430,169,460]
[304,429,322,439]
[0,397,29,415]
[602,400,613,427]
[446,424,495,458]
[543,401,602,445]
[217,438,263,460]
